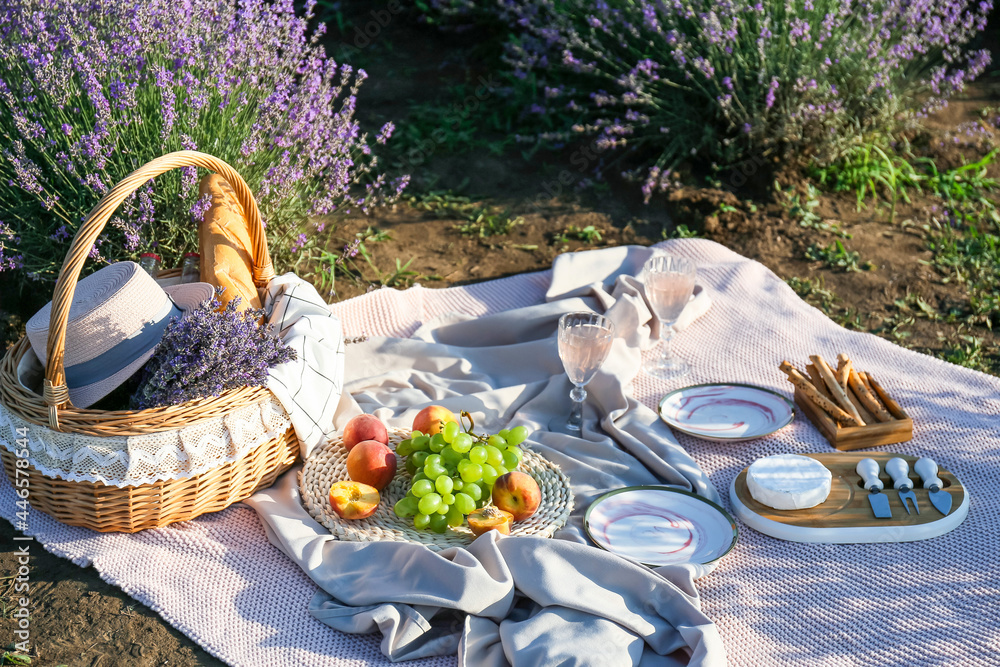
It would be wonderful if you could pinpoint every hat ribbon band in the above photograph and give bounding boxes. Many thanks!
[63,300,182,388]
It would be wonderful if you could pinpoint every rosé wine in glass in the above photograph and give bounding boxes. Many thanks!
[643,255,696,381]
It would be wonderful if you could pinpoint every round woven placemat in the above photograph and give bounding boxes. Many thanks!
[300,427,574,550]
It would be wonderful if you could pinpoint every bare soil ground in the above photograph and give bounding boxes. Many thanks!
[2,4,998,665]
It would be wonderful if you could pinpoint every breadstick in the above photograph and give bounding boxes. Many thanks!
[779,361,861,426]
[835,353,852,392]
[858,371,892,419]
[857,371,880,404]
[847,368,892,422]
[810,355,866,426]
[864,372,908,420]
[805,364,829,398]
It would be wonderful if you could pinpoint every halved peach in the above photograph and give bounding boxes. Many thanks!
[467,505,513,537]
[329,480,380,520]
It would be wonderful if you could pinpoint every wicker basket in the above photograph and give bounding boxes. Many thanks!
[0,150,298,532]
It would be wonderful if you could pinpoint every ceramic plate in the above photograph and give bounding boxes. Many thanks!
[584,486,738,567]
[658,383,795,442]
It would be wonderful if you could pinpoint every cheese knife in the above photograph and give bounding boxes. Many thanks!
[856,458,892,519]
[915,458,952,516]
[886,457,920,515]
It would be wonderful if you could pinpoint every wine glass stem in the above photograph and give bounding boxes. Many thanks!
[567,384,587,431]
[658,322,676,364]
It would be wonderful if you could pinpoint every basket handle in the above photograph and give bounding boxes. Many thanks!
[43,151,275,422]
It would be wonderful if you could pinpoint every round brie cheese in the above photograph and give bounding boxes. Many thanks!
[746,454,832,510]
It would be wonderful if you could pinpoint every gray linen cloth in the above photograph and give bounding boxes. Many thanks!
[245,245,727,666]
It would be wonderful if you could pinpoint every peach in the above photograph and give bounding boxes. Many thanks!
[411,405,457,436]
[491,471,541,522]
[341,413,388,451]
[329,480,380,520]
[467,506,513,536]
[346,440,397,491]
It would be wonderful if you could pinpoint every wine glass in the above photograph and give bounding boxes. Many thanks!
[555,312,615,434]
[642,255,696,380]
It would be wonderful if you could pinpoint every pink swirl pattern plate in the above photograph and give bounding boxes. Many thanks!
[584,486,738,567]
[658,383,795,442]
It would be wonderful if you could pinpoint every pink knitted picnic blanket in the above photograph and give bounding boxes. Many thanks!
[2,238,998,666]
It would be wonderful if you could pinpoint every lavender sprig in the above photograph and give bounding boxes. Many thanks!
[132,290,296,409]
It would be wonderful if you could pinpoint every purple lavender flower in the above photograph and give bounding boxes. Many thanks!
[419,0,992,200]
[132,288,297,409]
[0,0,405,285]
[766,78,779,110]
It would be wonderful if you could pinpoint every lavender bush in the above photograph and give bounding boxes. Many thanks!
[425,0,992,200]
[0,0,407,285]
[132,290,296,409]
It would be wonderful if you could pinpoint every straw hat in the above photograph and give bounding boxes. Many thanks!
[26,261,215,408]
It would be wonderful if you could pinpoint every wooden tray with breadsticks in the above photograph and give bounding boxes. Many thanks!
[779,354,912,451]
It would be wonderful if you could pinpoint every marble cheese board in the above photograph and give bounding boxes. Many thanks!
[729,452,969,543]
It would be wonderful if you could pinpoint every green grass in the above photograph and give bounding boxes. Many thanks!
[805,240,874,272]
[785,276,866,330]
[785,276,838,311]
[385,79,522,169]
[554,225,603,244]
[812,143,999,225]
[378,257,425,289]
[938,331,997,373]
[924,219,1000,328]
[406,190,477,216]
[810,139,999,350]
[405,190,524,239]
[782,184,850,237]
[812,141,920,222]
[454,208,524,238]
[303,226,408,300]
[667,223,701,239]
[1,647,32,665]
[892,293,941,321]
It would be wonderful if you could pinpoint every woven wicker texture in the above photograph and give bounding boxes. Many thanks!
[300,428,574,548]
[0,395,290,486]
[0,151,296,531]
[1,429,297,532]
[42,151,273,413]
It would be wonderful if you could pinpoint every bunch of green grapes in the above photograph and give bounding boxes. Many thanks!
[393,414,530,533]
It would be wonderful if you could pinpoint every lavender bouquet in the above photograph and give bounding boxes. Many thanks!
[423,0,992,199]
[0,0,407,286]
[131,291,296,410]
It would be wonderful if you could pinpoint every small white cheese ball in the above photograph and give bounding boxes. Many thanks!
[747,454,832,510]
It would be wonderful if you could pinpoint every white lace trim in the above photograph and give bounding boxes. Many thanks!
[0,396,291,487]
